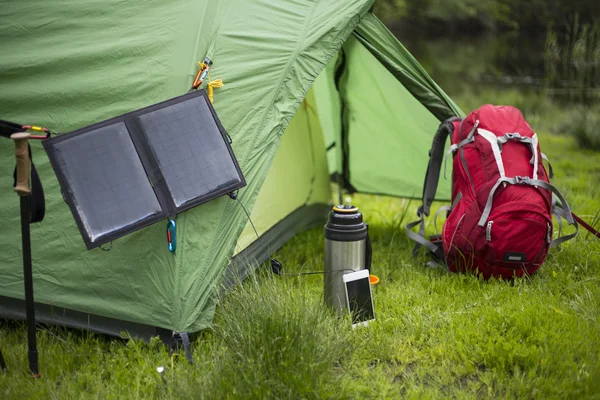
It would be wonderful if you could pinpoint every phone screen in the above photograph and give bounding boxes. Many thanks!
[345,276,374,324]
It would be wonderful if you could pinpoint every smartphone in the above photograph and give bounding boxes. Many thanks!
[343,269,375,327]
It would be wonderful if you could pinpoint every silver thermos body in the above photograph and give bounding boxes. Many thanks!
[324,205,372,315]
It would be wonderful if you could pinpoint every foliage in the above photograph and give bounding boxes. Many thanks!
[373,0,600,33]
[2,131,599,399]
[454,87,600,153]
[545,16,600,104]
[395,22,599,150]
[553,106,600,150]
[380,1,600,106]
[455,87,552,123]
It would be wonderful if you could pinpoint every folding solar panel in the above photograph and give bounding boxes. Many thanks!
[44,90,245,250]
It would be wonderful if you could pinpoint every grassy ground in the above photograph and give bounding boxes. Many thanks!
[1,130,599,399]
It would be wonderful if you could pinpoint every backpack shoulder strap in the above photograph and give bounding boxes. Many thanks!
[421,117,461,217]
[405,116,460,260]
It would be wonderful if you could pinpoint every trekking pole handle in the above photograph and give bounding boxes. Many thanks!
[11,132,31,196]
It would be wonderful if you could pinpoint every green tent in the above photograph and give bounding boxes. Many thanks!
[0,1,461,341]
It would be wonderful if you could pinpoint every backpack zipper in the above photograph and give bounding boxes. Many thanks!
[486,221,493,241]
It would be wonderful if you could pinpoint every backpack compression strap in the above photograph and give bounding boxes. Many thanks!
[1,119,47,223]
[405,117,460,261]
[572,212,600,239]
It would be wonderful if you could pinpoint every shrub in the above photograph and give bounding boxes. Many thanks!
[553,107,600,151]
[199,271,354,399]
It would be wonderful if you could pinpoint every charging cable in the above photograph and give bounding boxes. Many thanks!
[279,269,355,277]
[229,191,358,278]
[229,191,283,274]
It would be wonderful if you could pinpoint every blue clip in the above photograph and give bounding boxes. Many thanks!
[166,220,176,253]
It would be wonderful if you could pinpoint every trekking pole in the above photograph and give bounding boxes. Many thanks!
[11,132,40,377]
[0,348,6,372]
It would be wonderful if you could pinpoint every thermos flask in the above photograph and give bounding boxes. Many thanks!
[324,205,372,315]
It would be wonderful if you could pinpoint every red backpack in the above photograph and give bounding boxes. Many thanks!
[407,105,578,279]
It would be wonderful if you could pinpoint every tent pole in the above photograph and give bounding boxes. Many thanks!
[20,194,39,376]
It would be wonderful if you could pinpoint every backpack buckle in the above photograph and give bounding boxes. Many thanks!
[515,176,531,185]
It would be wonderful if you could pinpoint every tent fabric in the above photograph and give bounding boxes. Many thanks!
[306,20,462,200]
[340,36,451,200]
[0,0,374,334]
[0,0,460,336]
[354,14,464,121]
[234,88,331,256]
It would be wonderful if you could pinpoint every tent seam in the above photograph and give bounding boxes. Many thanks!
[171,0,211,332]
[187,2,211,78]
[353,14,464,119]
[173,0,234,332]
[302,100,317,206]
[182,1,321,331]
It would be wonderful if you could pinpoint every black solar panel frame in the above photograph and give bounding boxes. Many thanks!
[43,90,245,250]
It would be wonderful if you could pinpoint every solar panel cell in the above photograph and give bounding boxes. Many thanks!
[137,95,242,209]
[50,122,163,244]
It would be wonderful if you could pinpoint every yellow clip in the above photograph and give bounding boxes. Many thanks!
[206,71,223,104]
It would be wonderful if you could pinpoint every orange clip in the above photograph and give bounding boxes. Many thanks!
[192,57,213,89]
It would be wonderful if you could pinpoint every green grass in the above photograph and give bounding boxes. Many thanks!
[1,132,599,399]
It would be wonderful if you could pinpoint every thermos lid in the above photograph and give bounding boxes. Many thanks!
[332,204,359,213]
[324,205,367,241]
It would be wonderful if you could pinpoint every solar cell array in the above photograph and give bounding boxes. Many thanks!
[44,90,245,249]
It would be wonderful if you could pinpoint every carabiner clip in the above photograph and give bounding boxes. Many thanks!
[21,125,52,140]
[166,220,176,253]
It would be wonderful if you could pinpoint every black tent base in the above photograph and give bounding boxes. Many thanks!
[0,203,330,345]
[0,297,174,345]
